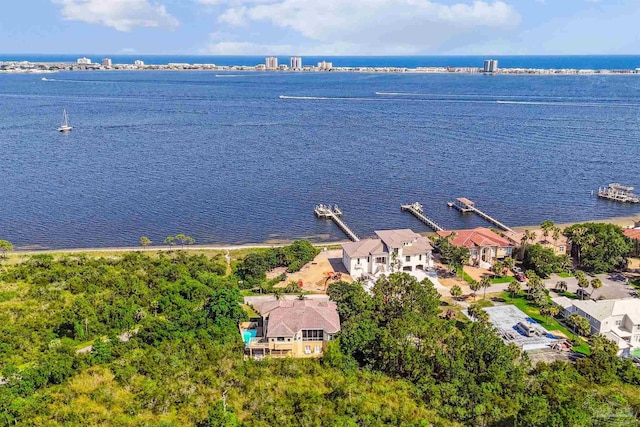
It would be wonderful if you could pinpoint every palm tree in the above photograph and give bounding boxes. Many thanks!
[503,257,515,272]
[507,281,521,297]
[555,280,568,292]
[164,235,176,248]
[140,236,152,248]
[539,304,552,322]
[450,284,463,301]
[576,271,590,300]
[469,280,481,301]
[467,303,489,323]
[590,278,603,299]
[552,227,562,246]
[492,260,505,278]
[480,276,492,300]
[549,305,561,319]
[541,220,554,240]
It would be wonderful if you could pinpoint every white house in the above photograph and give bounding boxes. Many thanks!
[552,297,640,355]
[342,229,433,279]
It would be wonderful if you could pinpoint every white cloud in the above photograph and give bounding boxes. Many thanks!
[53,0,179,32]
[212,0,521,54]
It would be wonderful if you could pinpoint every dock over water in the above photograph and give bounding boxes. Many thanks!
[449,198,515,234]
[401,202,444,232]
[314,204,360,242]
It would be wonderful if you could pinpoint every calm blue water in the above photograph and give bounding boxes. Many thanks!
[3,55,640,70]
[242,329,257,345]
[1,69,639,249]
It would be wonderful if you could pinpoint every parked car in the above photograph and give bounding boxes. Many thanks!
[512,266,523,275]
[515,272,527,283]
[576,289,591,298]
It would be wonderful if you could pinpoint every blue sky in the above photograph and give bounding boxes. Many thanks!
[1,0,640,55]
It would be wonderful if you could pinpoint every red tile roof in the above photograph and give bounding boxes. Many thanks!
[437,227,513,249]
[623,229,640,240]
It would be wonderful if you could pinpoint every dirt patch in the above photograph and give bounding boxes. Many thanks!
[266,267,287,280]
[276,249,353,294]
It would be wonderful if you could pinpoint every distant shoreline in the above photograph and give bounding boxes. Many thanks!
[8,214,638,255]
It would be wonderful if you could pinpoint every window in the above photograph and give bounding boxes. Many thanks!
[356,258,361,265]
[558,246,565,253]
[419,255,422,260]
[405,256,411,262]
[616,320,622,326]
[277,337,285,342]
[375,257,386,264]
[314,346,321,354]
[304,346,311,354]
[302,330,324,341]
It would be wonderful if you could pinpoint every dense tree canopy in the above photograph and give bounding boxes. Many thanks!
[0,249,639,426]
[564,223,633,272]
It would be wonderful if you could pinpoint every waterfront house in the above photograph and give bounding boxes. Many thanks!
[241,299,340,359]
[436,227,515,268]
[510,228,570,257]
[341,229,434,279]
[623,227,640,258]
[552,297,640,355]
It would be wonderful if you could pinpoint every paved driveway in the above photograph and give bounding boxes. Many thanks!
[543,273,635,300]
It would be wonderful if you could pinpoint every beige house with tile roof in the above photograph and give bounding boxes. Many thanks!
[341,229,433,279]
[243,299,340,358]
[436,227,515,268]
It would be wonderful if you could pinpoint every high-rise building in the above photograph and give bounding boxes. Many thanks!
[290,56,302,70]
[265,57,278,70]
[317,61,333,71]
[76,57,92,65]
[483,59,498,73]
[102,58,112,68]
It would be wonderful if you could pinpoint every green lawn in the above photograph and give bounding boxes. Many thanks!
[500,292,591,355]
[556,272,574,278]
[491,276,515,284]
[456,267,475,284]
[241,304,260,319]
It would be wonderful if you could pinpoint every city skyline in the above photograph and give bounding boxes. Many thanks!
[2,1,640,56]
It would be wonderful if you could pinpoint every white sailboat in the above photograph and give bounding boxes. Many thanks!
[57,109,73,132]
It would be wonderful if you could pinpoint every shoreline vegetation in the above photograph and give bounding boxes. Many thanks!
[7,213,639,255]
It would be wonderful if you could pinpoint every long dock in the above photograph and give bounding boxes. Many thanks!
[401,202,444,232]
[448,198,515,233]
[314,204,360,242]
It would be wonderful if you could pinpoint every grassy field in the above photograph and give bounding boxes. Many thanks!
[500,292,591,355]
[491,276,516,284]
[556,272,574,278]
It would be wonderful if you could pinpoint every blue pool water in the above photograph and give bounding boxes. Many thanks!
[242,329,257,345]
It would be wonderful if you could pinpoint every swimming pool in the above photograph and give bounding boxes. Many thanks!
[242,329,257,345]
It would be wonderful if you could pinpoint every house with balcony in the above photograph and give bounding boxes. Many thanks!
[436,227,515,269]
[552,297,640,355]
[241,299,340,359]
[341,229,433,279]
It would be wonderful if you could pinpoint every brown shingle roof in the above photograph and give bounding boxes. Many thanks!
[623,229,640,240]
[265,300,341,338]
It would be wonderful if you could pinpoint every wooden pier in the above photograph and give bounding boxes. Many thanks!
[448,198,515,233]
[401,202,445,232]
[314,204,360,242]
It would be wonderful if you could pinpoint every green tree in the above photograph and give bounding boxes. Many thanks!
[0,240,13,259]
[139,236,152,248]
[540,220,554,240]
[468,303,490,323]
[502,256,515,272]
[492,260,505,277]
[469,280,481,301]
[198,400,240,427]
[576,271,590,300]
[450,284,462,301]
[480,276,492,300]
[568,313,591,337]
[590,278,603,299]
[164,235,176,247]
[564,223,632,272]
[507,281,521,297]
[174,233,196,249]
